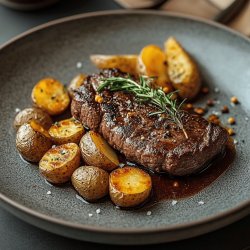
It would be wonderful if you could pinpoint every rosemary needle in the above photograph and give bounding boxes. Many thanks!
[97,76,188,139]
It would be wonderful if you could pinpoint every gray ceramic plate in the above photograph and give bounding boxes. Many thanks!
[0,10,250,245]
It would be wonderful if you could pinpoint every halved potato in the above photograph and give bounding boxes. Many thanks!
[48,118,84,145]
[79,131,119,171]
[165,37,201,99]
[138,44,173,92]
[90,54,138,75]
[109,166,152,208]
[16,120,52,162]
[13,107,53,131]
[72,166,109,201]
[68,74,86,98]
[31,78,70,115]
[39,143,81,184]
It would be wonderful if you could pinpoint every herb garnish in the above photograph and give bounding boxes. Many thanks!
[97,76,188,139]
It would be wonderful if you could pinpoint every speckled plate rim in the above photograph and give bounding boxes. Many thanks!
[0,9,250,241]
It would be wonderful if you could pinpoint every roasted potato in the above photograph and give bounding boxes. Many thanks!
[48,118,84,145]
[165,37,201,99]
[80,131,119,171]
[71,166,109,201]
[31,78,70,115]
[109,166,152,208]
[16,120,52,162]
[13,107,53,131]
[90,54,138,75]
[68,74,86,98]
[138,44,173,92]
[39,143,81,184]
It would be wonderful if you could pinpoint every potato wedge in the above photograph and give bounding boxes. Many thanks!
[165,37,201,99]
[80,131,119,171]
[90,54,138,75]
[16,120,52,162]
[72,166,109,201]
[39,143,81,184]
[68,74,86,98]
[138,44,173,92]
[31,78,70,115]
[13,107,53,131]
[109,166,152,208]
[48,118,84,145]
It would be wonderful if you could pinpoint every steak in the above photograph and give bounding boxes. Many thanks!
[71,69,229,176]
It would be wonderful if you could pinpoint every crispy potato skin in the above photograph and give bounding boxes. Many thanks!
[13,107,52,131]
[79,131,119,171]
[16,123,52,162]
[39,143,81,184]
[109,167,152,208]
[165,37,201,99]
[71,166,109,201]
[31,78,70,115]
[90,55,138,75]
[48,118,84,145]
[68,74,86,98]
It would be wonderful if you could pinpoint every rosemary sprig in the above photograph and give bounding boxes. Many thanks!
[97,76,188,139]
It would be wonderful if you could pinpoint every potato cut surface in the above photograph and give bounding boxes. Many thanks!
[32,78,70,115]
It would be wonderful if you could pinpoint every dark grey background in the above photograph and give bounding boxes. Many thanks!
[0,0,249,249]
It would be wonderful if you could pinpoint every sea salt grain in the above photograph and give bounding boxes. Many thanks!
[214,87,220,93]
[15,108,21,113]
[234,140,238,145]
[46,191,51,195]
[198,201,204,205]
[52,145,56,148]
[96,208,101,214]
[146,211,152,216]
[171,200,177,206]
[88,213,93,217]
[76,62,82,68]
[245,117,249,121]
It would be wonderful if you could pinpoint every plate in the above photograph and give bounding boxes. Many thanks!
[0,10,249,245]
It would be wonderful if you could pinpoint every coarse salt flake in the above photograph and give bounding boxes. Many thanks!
[234,139,238,145]
[171,200,177,206]
[76,62,82,68]
[15,108,21,113]
[198,201,205,205]
[245,117,249,121]
[46,191,51,195]
[96,208,101,214]
[52,145,56,148]
[214,87,220,93]
[88,213,93,217]
[146,211,152,216]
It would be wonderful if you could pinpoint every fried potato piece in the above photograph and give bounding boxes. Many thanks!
[68,74,86,98]
[13,107,52,131]
[90,54,138,75]
[165,37,201,99]
[138,44,173,92]
[31,78,70,115]
[48,118,84,145]
[16,120,52,162]
[80,131,119,171]
[109,166,152,208]
[39,143,81,184]
[72,166,109,201]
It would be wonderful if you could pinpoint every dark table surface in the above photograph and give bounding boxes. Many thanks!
[0,0,249,249]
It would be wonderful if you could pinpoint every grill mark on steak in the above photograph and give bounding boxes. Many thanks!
[71,69,229,176]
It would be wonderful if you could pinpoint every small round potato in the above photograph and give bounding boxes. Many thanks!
[13,107,53,131]
[48,118,84,145]
[109,166,152,208]
[31,78,70,115]
[16,121,52,162]
[39,143,81,184]
[71,166,109,201]
[79,131,119,171]
[68,74,86,98]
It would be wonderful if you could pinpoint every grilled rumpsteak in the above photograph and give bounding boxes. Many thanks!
[71,69,228,176]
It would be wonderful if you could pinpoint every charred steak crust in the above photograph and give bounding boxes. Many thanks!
[71,69,229,176]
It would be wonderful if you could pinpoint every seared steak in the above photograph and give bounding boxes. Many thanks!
[71,69,228,176]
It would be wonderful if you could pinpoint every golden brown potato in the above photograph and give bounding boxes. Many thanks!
[39,143,81,184]
[48,118,84,145]
[138,44,173,92]
[71,166,109,201]
[90,54,138,75]
[31,78,70,115]
[68,74,86,98]
[165,37,201,99]
[16,120,52,162]
[79,131,119,171]
[13,107,53,131]
[109,166,152,208]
